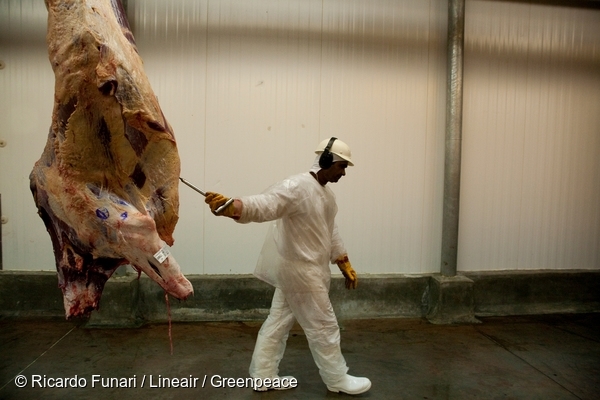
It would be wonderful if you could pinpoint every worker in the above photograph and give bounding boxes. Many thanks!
[204,137,371,395]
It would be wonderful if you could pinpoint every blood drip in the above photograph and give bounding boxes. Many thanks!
[165,291,173,355]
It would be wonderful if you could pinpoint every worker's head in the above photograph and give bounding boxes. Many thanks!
[315,137,354,168]
[312,137,353,185]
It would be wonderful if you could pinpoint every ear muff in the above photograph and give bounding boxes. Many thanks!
[319,137,337,169]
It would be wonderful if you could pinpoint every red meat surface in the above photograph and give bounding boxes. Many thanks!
[30,0,193,318]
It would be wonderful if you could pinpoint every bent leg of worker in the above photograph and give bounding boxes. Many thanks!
[249,288,296,378]
[286,291,349,386]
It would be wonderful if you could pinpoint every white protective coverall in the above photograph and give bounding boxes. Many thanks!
[237,172,349,385]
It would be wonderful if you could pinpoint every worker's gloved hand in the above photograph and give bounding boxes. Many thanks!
[336,254,358,290]
[205,192,237,218]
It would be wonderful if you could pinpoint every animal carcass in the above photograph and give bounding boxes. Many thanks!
[29,0,193,318]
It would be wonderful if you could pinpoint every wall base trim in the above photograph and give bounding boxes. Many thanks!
[0,270,598,326]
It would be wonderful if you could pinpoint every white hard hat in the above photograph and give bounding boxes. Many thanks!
[315,137,354,166]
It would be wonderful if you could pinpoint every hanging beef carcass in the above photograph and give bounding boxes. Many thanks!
[29,0,193,318]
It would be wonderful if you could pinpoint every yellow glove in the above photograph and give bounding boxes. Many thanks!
[205,192,237,218]
[336,254,358,290]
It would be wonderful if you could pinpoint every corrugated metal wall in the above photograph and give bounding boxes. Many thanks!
[0,0,598,275]
[129,0,447,275]
[0,0,55,271]
[460,0,600,271]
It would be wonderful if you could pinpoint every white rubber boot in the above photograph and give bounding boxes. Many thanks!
[326,374,372,395]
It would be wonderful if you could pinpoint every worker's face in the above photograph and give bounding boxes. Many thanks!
[324,161,348,183]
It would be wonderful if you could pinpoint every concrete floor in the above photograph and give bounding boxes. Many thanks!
[0,314,599,400]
